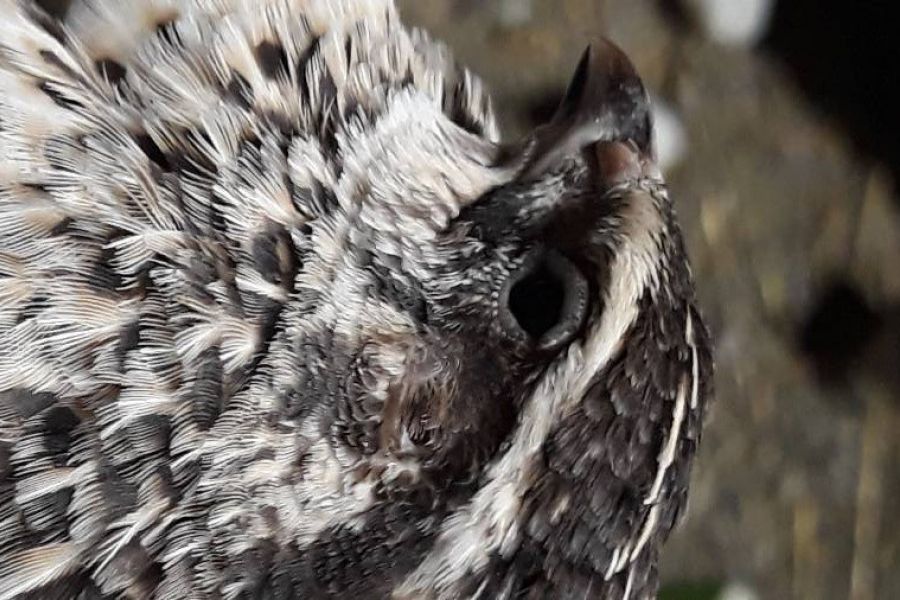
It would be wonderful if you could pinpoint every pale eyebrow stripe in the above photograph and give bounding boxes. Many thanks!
[395,186,669,598]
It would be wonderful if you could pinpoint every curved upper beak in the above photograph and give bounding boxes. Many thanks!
[520,37,656,181]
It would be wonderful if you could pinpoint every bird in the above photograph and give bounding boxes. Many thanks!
[0,1,713,598]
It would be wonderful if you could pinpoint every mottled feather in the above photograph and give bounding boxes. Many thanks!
[0,1,712,598]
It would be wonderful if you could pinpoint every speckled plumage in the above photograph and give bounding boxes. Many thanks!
[0,1,712,598]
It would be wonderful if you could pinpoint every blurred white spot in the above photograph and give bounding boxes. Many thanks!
[719,581,760,600]
[651,96,688,172]
[496,0,534,27]
[693,0,776,47]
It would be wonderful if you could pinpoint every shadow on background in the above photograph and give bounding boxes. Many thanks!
[764,1,900,203]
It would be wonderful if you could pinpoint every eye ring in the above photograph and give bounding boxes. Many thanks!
[500,250,590,352]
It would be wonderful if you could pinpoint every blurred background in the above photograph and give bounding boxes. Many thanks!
[395,1,900,599]
[29,0,900,598]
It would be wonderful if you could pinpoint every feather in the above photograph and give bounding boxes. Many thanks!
[0,543,81,600]
[0,0,710,597]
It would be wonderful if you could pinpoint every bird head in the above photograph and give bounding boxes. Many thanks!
[273,38,713,597]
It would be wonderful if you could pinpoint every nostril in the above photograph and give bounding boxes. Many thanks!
[502,251,590,351]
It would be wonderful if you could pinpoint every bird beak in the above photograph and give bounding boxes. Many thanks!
[520,37,657,181]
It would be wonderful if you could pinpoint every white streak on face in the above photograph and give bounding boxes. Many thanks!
[395,187,668,598]
[628,383,680,565]
[644,369,690,505]
[610,311,696,578]
[622,566,636,600]
[605,311,700,584]
[605,547,622,580]
[688,312,701,410]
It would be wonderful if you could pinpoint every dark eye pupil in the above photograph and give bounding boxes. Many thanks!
[501,251,591,351]
[508,262,566,340]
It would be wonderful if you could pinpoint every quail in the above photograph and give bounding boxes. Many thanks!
[0,1,713,598]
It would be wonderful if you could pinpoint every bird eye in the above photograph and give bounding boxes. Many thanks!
[500,251,590,351]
